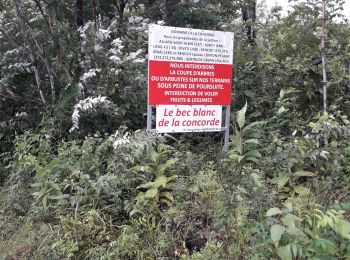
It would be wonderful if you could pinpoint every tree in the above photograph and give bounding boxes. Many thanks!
[242,0,256,46]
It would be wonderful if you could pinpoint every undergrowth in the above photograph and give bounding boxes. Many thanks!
[1,90,349,259]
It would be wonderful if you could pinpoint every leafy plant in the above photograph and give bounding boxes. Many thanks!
[228,102,264,166]
[266,200,350,259]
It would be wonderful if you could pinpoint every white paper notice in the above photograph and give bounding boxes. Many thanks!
[149,24,234,65]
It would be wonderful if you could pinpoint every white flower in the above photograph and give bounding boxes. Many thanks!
[133,58,145,63]
[80,68,101,83]
[112,132,131,149]
[128,49,143,60]
[320,150,329,159]
[97,28,111,41]
[15,112,28,118]
[69,96,111,132]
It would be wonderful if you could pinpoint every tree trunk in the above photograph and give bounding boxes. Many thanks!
[165,0,180,25]
[145,0,158,21]
[33,0,73,81]
[76,0,84,28]
[76,0,88,97]
[13,0,47,105]
[92,0,101,30]
[242,0,256,46]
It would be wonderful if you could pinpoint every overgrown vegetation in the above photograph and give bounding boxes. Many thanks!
[1,0,350,259]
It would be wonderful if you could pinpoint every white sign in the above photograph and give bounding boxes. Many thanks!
[156,105,222,133]
[148,24,234,65]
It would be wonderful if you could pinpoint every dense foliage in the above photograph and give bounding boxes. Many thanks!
[1,0,350,259]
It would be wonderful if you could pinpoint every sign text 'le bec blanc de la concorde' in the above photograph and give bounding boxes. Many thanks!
[148,24,234,134]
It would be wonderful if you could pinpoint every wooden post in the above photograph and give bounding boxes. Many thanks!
[321,0,328,112]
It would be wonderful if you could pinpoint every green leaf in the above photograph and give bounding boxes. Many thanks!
[283,201,293,212]
[132,165,152,173]
[243,150,261,158]
[295,171,314,177]
[137,176,168,190]
[46,159,58,172]
[147,146,158,163]
[36,166,45,177]
[43,195,48,209]
[144,188,158,199]
[266,207,283,217]
[237,102,247,129]
[244,156,260,163]
[271,56,279,63]
[279,89,286,99]
[277,106,286,114]
[277,244,292,260]
[334,219,350,239]
[243,139,259,145]
[166,175,178,183]
[291,243,298,258]
[294,185,310,195]
[271,173,289,189]
[156,158,176,176]
[130,208,144,217]
[271,224,286,243]
[281,213,300,229]
[251,172,263,187]
[50,182,61,191]
[160,191,174,203]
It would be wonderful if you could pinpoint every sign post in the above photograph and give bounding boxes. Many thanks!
[147,25,234,146]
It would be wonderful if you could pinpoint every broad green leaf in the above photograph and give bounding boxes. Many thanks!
[283,201,293,212]
[271,173,289,189]
[271,224,286,242]
[243,150,261,158]
[160,191,174,203]
[334,219,350,239]
[308,122,321,129]
[50,182,61,191]
[156,158,176,176]
[46,159,58,172]
[147,146,158,162]
[237,155,245,163]
[237,102,247,129]
[266,207,283,217]
[277,244,292,260]
[36,166,45,177]
[243,139,259,145]
[281,213,300,229]
[277,106,286,114]
[152,176,168,188]
[244,156,260,163]
[137,176,168,190]
[291,243,298,258]
[279,89,286,99]
[166,175,178,182]
[242,121,265,132]
[144,188,158,199]
[295,171,314,177]
[294,185,310,195]
[251,172,262,187]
